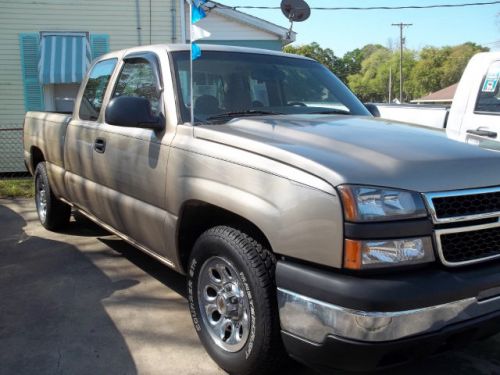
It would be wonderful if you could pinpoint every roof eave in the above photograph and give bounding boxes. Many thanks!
[207,2,296,44]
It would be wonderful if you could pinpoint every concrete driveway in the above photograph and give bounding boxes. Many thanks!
[1,198,500,375]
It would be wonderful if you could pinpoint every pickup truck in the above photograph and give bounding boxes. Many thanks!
[24,44,500,374]
[373,52,500,151]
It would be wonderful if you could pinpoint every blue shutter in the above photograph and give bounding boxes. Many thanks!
[19,33,44,111]
[90,34,110,60]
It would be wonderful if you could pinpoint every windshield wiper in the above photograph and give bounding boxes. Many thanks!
[205,110,283,122]
[309,109,350,115]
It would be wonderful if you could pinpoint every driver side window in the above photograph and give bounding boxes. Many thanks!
[79,58,117,121]
[113,58,161,116]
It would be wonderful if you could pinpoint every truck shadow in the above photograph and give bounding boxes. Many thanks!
[0,204,138,375]
[97,236,314,375]
[69,215,500,375]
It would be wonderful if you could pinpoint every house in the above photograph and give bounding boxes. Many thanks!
[411,83,459,105]
[0,0,294,173]
[189,2,295,51]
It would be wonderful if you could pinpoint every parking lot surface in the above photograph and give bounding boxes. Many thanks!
[1,198,500,375]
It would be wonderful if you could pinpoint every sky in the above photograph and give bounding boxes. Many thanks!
[222,0,500,56]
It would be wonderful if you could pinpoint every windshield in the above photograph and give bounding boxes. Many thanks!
[171,50,370,123]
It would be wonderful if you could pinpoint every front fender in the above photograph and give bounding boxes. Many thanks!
[167,146,344,268]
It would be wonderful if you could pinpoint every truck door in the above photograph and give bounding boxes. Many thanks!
[64,58,118,212]
[91,52,173,259]
[461,60,500,151]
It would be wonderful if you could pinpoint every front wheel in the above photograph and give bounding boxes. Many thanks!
[34,162,71,231]
[187,226,285,375]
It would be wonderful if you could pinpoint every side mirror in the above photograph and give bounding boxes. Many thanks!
[364,103,380,117]
[105,96,164,130]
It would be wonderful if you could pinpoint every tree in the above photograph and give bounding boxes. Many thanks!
[441,42,489,86]
[285,41,489,102]
[408,42,489,98]
[284,42,345,80]
[347,48,391,102]
[347,48,416,102]
[339,45,386,79]
[407,47,449,98]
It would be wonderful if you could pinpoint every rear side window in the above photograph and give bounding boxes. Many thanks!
[475,61,500,114]
[112,58,161,116]
[79,58,117,121]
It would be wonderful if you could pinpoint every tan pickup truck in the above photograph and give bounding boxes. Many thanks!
[24,44,500,374]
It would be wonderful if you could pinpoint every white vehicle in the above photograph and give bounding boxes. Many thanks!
[373,52,500,150]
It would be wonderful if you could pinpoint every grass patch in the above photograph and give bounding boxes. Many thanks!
[0,178,34,198]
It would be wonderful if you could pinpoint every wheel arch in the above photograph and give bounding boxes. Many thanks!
[176,199,274,273]
[30,146,45,173]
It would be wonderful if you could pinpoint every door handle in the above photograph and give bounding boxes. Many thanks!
[94,138,106,153]
[467,129,497,138]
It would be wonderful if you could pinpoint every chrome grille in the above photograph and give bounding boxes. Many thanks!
[424,187,500,266]
[432,191,500,219]
[424,187,500,224]
[438,223,500,265]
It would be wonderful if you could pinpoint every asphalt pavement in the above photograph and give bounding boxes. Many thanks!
[1,198,500,375]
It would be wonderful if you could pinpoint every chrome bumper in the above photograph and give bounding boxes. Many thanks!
[277,288,500,343]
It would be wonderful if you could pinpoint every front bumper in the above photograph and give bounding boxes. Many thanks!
[276,260,500,371]
[278,288,500,343]
[281,310,500,372]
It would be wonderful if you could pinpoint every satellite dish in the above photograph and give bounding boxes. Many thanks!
[281,0,311,22]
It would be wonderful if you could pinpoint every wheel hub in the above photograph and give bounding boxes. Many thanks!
[216,283,242,319]
[198,257,251,352]
[36,176,47,222]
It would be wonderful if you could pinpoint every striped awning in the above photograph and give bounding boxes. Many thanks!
[38,33,91,84]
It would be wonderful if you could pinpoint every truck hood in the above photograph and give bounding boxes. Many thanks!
[194,115,500,192]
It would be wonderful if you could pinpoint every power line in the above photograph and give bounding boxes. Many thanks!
[228,1,500,11]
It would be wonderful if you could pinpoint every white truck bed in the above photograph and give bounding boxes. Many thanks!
[373,104,449,129]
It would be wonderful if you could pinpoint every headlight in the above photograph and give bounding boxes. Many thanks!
[344,237,434,270]
[338,185,427,222]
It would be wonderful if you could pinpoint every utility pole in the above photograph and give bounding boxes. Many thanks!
[392,23,412,103]
[388,66,392,103]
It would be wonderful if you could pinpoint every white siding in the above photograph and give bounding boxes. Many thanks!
[187,11,279,41]
[0,0,181,130]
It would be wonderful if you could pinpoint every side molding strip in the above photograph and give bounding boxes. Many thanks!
[60,197,176,269]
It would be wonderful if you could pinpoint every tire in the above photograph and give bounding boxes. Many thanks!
[34,162,71,231]
[187,226,285,375]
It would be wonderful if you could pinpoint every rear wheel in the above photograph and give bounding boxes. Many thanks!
[34,162,71,231]
[187,226,285,375]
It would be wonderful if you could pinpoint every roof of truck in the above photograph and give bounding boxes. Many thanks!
[96,43,313,63]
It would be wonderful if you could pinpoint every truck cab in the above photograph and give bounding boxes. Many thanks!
[23,44,500,374]
[447,52,500,150]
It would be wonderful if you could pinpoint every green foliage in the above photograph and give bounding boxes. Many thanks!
[0,179,34,198]
[285,41,489,102]
[409,42,489,98]
[347,47,411,102]
[337,44,387,82]
[284,42,345,80]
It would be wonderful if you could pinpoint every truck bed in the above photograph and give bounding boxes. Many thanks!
[23,111,72,173]
[372,103,449,129]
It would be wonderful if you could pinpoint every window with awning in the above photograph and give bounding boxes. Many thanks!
[38,32,91,84]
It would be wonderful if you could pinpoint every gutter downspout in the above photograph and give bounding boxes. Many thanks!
[135,0,143,45]
[171,3,177,43]
[180,0,187,43]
